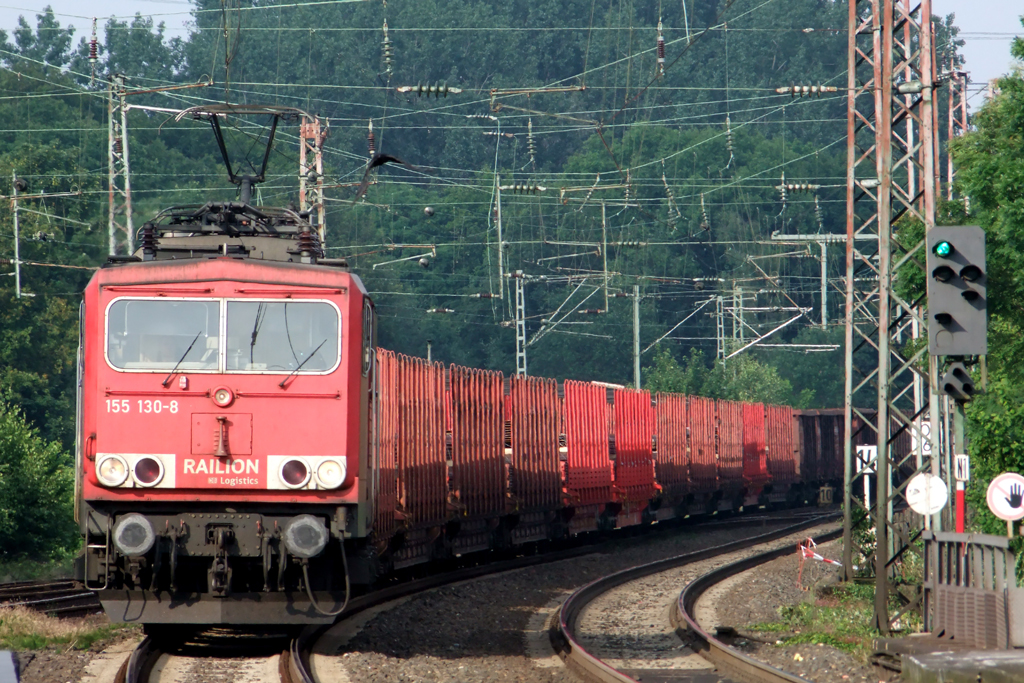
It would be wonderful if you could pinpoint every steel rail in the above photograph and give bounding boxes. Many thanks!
[282,627,319,683]
[115,507,838,683]
[119,636,163,683]
[556,514,841,683]
[673,528,844,683]
[283,508,840,683]
[0,579,100,617]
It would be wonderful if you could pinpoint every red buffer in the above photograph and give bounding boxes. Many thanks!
[374,348,399,539]
[717,400,745,494]
[449,366,506,518]
[396,354,447,527]
[653,393,689,499]
[688,396,718,493]
[742,402,769,484]
[563,380,612,505]
[765,405,797,486]
[508,376,561,511]
[612,388,656,503]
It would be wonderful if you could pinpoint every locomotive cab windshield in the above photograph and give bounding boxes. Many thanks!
[105,297,341,375]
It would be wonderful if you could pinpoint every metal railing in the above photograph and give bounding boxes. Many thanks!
[923,530,1024,648]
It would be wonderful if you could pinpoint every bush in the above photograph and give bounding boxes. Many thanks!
[0,399,78,560]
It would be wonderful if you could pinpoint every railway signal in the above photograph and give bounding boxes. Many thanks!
[926,225,987,356]
[939,361,975,403]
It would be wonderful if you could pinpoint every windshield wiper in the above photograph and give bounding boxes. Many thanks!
[250,302,265,365]
[279,338,328,388]
[162,330,203,387]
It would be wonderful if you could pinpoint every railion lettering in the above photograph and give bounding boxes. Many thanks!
[183,459,259,475]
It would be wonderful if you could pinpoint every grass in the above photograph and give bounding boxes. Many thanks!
[748,582,917,658]
[0,605,139,651]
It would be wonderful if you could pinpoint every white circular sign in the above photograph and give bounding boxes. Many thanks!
[906,473,948,515]
[986,473,1024,521]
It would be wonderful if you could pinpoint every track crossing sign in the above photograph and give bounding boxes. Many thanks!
[906,473,948,516]
[986,472,1024,522]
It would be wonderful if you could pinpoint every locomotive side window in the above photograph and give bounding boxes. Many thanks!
[362,300,373,376]
[226,301,339,373]
[106,299,220,371]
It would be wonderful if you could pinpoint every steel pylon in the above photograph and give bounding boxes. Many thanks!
[107,74,133,256]
[843,0,945,634]
[299,116,327,243]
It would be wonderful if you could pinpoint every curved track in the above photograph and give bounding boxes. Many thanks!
[555,514,841,683]
[116,508,838,683]
[673,527,843,683]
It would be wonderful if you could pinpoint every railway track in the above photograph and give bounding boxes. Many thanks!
[674,528,844,683]
[114,507,835,683]
[0,579,101,618]
[555,514,841,683]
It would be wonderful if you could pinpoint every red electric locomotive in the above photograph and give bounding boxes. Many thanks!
[77,106,371,623]
[74,105,854,627]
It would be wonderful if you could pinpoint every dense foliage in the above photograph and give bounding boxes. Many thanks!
[0,399,77,560]
[948,23,1024,542]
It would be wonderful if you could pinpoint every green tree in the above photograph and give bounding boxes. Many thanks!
[0,292,80,449]
[0,399,77,560]
[643,347,794,405]
[948,18,1024,543]
[11,8,73,68]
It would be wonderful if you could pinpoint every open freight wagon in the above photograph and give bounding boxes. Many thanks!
[370,351,854,570]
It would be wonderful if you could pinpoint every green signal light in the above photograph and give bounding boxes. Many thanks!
[934,241,953,257]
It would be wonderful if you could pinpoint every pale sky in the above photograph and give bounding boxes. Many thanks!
[0,0,1018,105]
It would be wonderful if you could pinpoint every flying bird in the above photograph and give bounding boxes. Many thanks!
[354,152,419,199]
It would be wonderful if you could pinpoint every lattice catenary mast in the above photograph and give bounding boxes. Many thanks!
[108,74,133,256]
[843,0,944,634]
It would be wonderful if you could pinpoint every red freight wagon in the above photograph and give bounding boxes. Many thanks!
[688,396,718,497]
[395,354,448,529]
[765,404,798,497]
[717,399,745,498]
[508,376,561,513]
[612,388,656,506]
[797,409,845,485]
[653,393,689,502]
[448,366,505,520]
[374,348,399,541]
[742,402,769,486]
[562,380,613,506]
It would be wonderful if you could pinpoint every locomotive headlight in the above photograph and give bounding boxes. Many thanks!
[113,513,155,556]
[96,455,129,487]
[280,458,311,489]
[133,456,164,487]
[314,459,346,489]
[282,514,328,559]
[212,386,234,408]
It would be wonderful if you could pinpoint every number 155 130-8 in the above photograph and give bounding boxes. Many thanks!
[106,399,179,414]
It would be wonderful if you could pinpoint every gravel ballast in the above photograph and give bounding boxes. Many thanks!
[710,538,901,683]
[322,513,835,683]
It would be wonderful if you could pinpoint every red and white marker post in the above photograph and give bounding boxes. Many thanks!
[954,454,970,534]
[796,537,842,589]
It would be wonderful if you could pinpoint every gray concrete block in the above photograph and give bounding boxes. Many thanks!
[903,650,1024,683]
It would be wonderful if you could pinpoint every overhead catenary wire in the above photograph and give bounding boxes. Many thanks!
[0,0,867,360]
